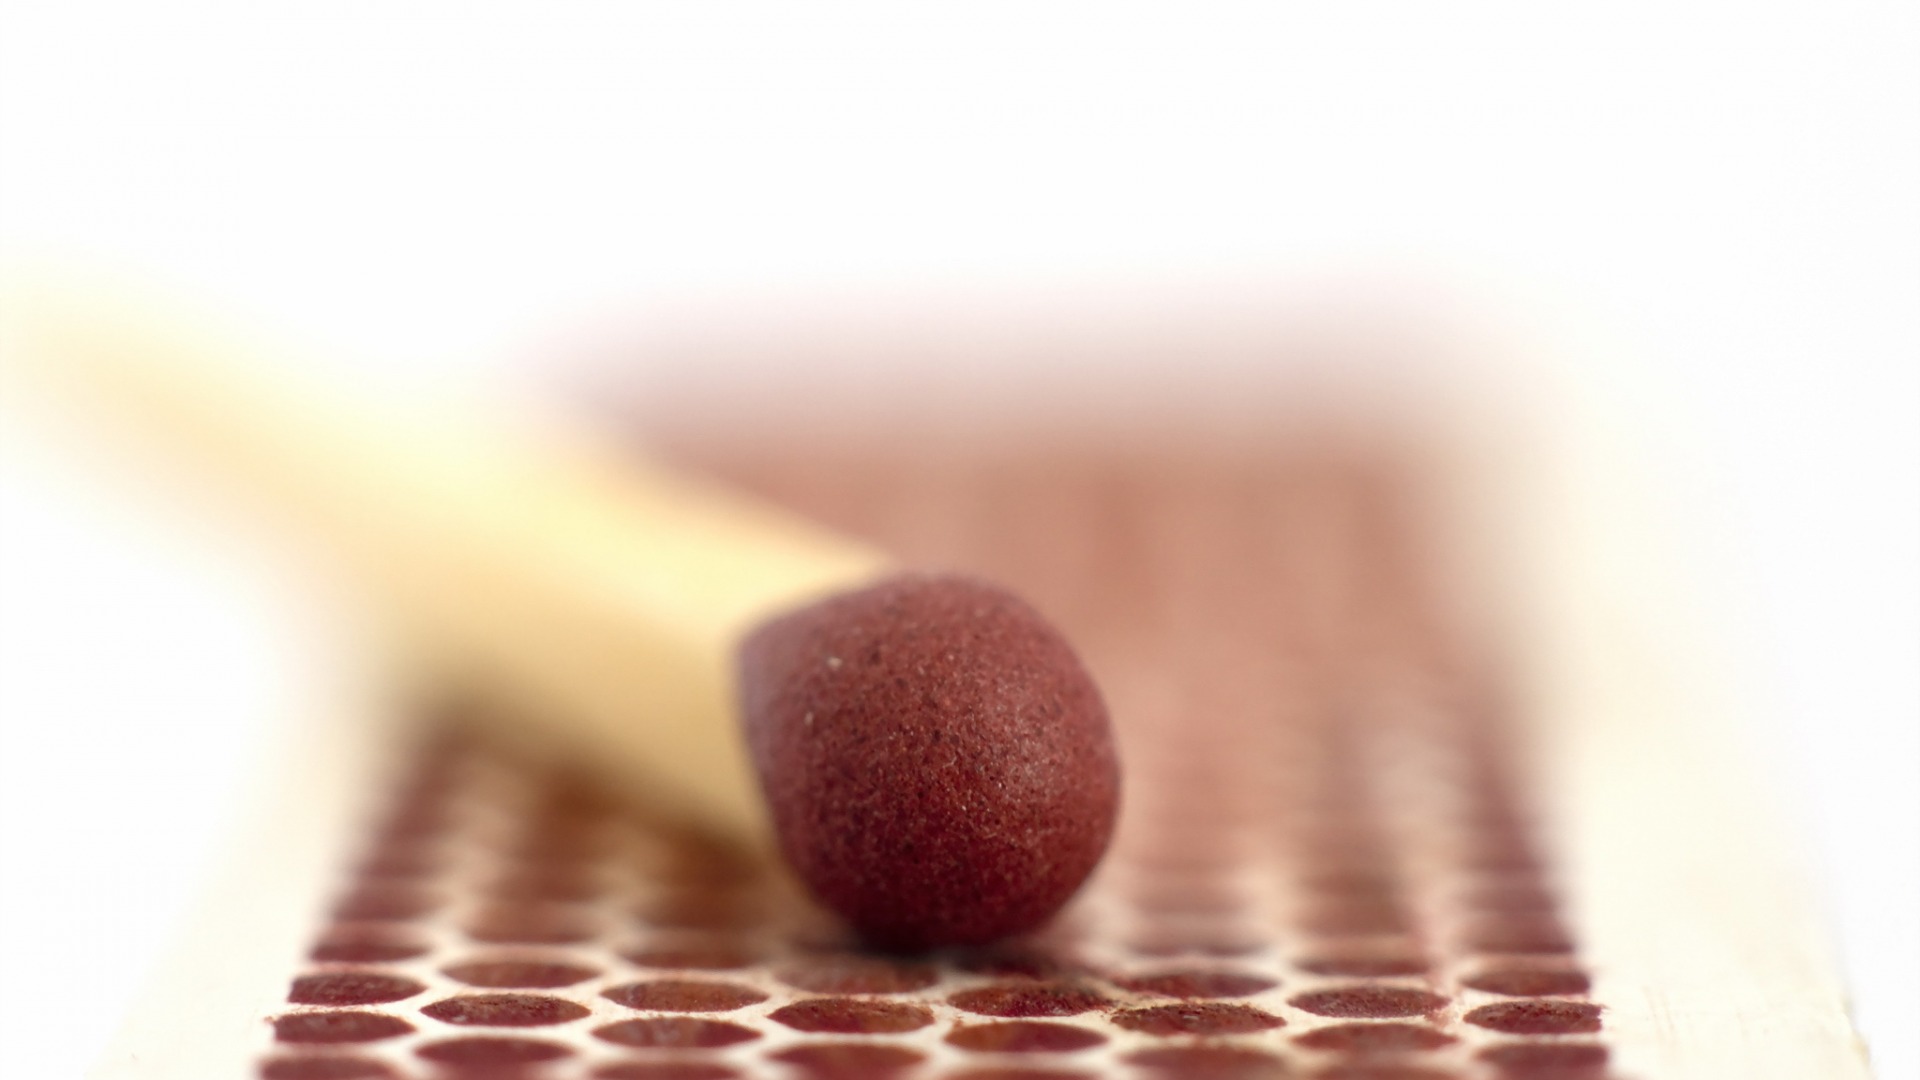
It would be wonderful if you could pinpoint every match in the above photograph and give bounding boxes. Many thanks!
[10,281,1121,950]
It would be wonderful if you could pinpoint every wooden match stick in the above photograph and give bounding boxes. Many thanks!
[7,278,1120,948]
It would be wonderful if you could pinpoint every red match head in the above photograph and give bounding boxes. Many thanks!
[738,573,1120,949]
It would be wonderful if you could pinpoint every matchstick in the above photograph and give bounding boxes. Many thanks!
[8,278,1120,949]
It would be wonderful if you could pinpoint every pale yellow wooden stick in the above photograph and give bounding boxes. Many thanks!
[6,278,889,841]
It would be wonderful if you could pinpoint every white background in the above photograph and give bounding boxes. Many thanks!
[2,3,1915,1076]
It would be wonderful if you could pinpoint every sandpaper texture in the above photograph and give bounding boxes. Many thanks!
[259,438,1612,1080]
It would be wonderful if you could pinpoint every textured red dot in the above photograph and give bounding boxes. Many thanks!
[1110,1003,1284,1036]
[593,1064,740,1080]
[258,1057,396,1079]
[604,980,768,1012]
[774,956,938,993]
[629,942,763,972]
[421,993,590,1026]
[1477,1042,1609,1075]
[464,903,599,944]
[1297,954,1429,977]
[769,998,934,1034]
[443,959,600,988]
[1463,968,1591,997]
[593,1017,761,1048]
[1465,1000,1602,1035]
[949,982,1110,1016]
[1293,1022,1455,1053]
[768,1043,927,1076]
[271,1012,414,1044]
[1290,987,1447,1018]
[288,972,425,1006]
[310,926,427,964]
[946,1021,1108,1053]
[415,1035,575,1066]
[1118,970,1276,999]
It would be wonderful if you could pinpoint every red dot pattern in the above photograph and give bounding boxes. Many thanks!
[1291,988,1449,1019]
[595,1018,762,1049]
[948,983,1109,1017]
[421,993,592,1027]
[945,1022,1107,1053]
[257,440,1609,1078]
[769,999,935,1034]
[271,1011,414,1045]
[1110,1003,1286,1036]
[604,981,769,1013]
[288,972,425,1006]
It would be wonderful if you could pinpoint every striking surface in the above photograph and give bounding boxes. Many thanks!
[254,437,1612,1079]
[739,574,1119,949]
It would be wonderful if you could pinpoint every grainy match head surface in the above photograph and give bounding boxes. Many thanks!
[737,573,1120,949]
